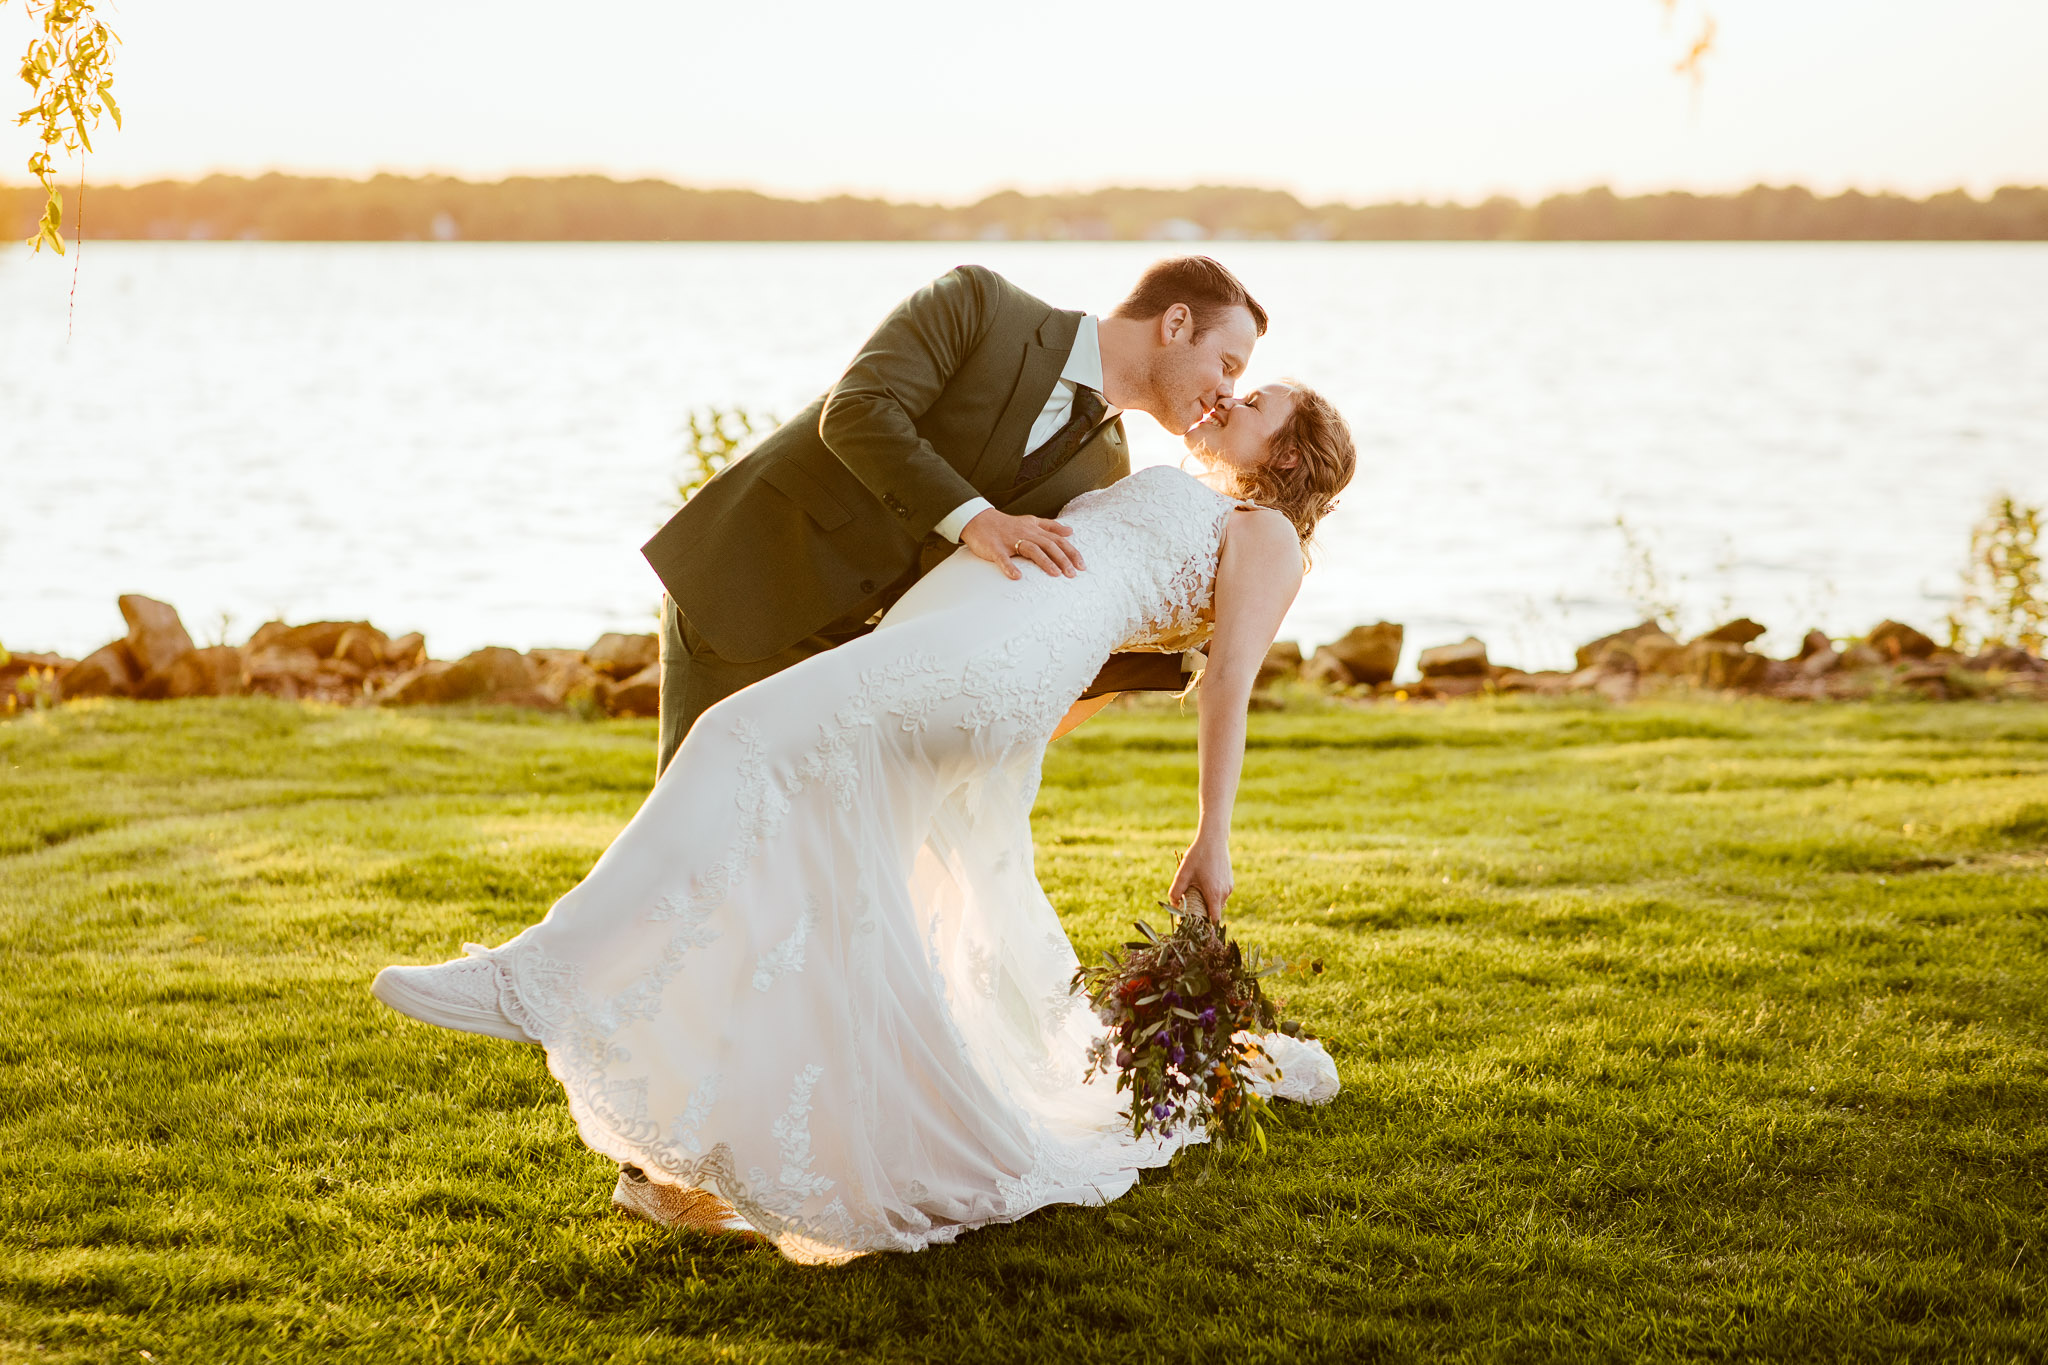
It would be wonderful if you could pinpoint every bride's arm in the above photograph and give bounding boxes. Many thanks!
[1168,509,1304,920]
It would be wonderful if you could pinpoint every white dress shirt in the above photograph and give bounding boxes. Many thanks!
[933,314,1121,542]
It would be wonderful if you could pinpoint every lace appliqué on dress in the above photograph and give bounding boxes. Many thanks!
[749,1064,834,1211]
[753,902,818,992]
[478,465,1280,1265]
[670,1073,720,1156]
[652,718,789,925]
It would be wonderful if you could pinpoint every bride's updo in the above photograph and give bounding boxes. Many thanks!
[1231,382,1356,557]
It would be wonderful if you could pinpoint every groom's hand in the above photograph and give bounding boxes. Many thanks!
[961,509,1085,582]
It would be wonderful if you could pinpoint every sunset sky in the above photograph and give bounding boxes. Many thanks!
[11,0,2047,203]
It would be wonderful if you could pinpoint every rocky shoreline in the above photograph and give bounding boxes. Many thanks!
[6,596,2047,719]
[1265,619,2048,703]
[3,596,664,717]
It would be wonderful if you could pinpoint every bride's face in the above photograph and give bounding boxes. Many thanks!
[1182,383,1298,476]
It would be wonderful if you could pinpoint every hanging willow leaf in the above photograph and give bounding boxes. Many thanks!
[10,0,122,253]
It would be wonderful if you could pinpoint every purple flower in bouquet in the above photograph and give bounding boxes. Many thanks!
[1070,888,1311,1149]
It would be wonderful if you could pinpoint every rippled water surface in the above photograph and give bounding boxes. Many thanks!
[5,241,2045,670]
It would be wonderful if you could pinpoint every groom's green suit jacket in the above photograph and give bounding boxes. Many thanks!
[642,265,1131,665]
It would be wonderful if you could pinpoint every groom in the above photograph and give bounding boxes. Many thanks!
[642,255,1269,772]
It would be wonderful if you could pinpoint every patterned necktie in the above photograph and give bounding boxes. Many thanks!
[1011,385,1107,489]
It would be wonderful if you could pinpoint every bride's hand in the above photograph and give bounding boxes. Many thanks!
[1168,833,1232,922]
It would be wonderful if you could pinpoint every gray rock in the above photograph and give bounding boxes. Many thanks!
[1595,670,1638,704]
[1574,621,1664,672]
[1495,669,1570,695]
[275,621,371,659]
[1417,637,1489,678]
[1634,633,1684,674]
[61,641,140,699]
[604,663,662,717]
[1301,648,1357,688]
[385,632,427,669]
[1684,641,1767,690]
[378,661,460,705]
[1695,618,1767,646]
[1416,674,1485,699]
[587,632,660,679]
[1255,641,1303,690]
[333,626,392,670]
[1324,623,1402,685]
[242,646,323,699]
[442,647,546,705]
[165,646,245,698]
[1867,620,1937,661]
[1964,645,2045,674]
[119,594,197,695]
[1799,646,1843,678]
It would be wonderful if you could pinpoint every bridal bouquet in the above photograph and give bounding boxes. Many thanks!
[1072,890,1316,1149]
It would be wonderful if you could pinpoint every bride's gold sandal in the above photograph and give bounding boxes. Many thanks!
[611,1166,768,1245]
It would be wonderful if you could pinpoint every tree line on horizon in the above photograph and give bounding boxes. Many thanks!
[7,174,2046,243]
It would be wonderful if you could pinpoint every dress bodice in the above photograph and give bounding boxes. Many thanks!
[1055,464,1243,654]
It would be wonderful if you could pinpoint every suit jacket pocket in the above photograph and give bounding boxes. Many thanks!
[761,460,853,531]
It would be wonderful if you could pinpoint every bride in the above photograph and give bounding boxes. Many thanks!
[373,381,1357,1264]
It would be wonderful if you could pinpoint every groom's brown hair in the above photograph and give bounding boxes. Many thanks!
[1111,256,1269,340]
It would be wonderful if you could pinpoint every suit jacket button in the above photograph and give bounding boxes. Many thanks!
[860,579,876,593]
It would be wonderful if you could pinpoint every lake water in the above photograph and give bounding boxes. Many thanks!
[4,241,2045,672]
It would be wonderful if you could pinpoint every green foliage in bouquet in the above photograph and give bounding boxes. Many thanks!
[1071,892,1312,1150]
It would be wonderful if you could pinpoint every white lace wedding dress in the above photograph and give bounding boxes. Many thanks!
[475,464,1338,1264]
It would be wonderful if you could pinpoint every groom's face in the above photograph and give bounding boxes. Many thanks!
[1147,304,1259,435]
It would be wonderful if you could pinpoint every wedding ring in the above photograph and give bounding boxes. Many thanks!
[1013,540,1024,555]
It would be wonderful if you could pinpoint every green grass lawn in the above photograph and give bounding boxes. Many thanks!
[4,696,2047,1363]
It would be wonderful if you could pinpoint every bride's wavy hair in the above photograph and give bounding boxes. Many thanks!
[1228,381,1356,563]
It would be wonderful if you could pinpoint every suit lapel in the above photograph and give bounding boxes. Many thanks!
[970,310,1082,490]
[998,416,1130,520]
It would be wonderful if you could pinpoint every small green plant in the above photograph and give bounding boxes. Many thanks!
[675,406,776,505]
[1614,514,1685,633]
[1948,493,2045,654]
[563,681,609,722]
[4,645,60,715]
[3,638,65,716]
[14,668,59,712]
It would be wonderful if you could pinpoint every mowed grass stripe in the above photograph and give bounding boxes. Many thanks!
[2,696,2044,1362]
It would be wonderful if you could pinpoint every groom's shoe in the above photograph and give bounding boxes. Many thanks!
[612,1166,765,1242]
[371,945,537,1044]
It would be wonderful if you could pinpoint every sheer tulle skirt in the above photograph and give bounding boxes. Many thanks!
[485,522,1336,1264]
